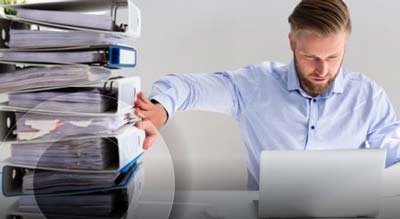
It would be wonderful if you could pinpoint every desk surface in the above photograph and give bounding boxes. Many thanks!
[171,191,400,219]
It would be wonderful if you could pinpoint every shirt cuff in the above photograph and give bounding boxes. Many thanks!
[149,94,175,122]
[151,99,169,123]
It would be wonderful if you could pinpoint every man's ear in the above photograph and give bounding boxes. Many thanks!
[289,32,296,52]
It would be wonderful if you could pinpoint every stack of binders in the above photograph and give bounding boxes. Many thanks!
[0,0,145,218]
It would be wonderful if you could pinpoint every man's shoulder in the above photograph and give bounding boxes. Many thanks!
[343,70,384,96]
[227,61,288,95]
[253,61,288,73]
[241,61,289,79]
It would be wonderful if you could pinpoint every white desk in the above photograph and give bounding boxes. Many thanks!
[159,162,400,219]
[171,191,400,219]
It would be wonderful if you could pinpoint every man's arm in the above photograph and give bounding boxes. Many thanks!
[134,66,258,149]
[366,88,400,167]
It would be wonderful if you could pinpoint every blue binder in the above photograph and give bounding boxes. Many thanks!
[0,44,137,69]
[106,45,137,69]
[2,157,143,197]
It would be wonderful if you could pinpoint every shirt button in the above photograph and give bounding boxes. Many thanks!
[313,99,317,103]
[311,126,315,130]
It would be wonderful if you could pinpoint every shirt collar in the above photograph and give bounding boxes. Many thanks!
[287,60,345,97]
[287,61,301,92]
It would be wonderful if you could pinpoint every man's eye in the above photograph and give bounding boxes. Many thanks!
[305,56,315,60]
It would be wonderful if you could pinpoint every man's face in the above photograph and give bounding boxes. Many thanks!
[289,30,347,96]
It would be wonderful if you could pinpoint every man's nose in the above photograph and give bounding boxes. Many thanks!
[315,60,328,76]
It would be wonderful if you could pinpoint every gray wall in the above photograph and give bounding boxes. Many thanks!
[128,0,400,190]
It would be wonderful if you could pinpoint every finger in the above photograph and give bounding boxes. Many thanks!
[135,120,147,130]
[135,99,152,111]
[134,108,148,119]
[143,134,157,150]
[135,120,158,149]
[135,120,158,135]
[137,92,152,104]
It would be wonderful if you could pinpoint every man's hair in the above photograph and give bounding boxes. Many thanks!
[288,0,351,36]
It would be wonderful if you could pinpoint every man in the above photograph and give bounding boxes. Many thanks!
[134,0,400,190]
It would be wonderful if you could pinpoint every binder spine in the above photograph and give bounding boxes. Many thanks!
[0,108,18,143]
[106,45,137,69]
[0,19,18,76]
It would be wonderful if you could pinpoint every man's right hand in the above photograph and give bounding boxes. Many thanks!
[134,92,168,150]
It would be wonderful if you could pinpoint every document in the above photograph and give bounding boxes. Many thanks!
[2,157,144,197]
[0,66,111,94]
[18,193,117,217]
[13,8,114,31]
[0,51,105,64]
[15,112,129,140]
[8,29,134,49]
[22,170,118,194]
[8,87,115,113]
[11,138,116,170]
[6,76,140,114]
[6,165,144,218]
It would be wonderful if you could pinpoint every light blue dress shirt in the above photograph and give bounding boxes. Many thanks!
[149,61,400,190]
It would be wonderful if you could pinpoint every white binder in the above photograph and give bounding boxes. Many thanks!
[2,158,144,197]
[0,76,141,115]
[1,0,141,38]
[7,29,135,49]
[0,65,112,94]
[1,125,144,173]
[5,164,143,218]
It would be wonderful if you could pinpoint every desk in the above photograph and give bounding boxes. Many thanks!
[0,137,175,219]
[171,191,400,219]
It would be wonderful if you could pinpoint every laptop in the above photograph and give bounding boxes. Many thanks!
[258,149,386,218]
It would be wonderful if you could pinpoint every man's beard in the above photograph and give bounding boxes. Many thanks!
[294,55,340,97]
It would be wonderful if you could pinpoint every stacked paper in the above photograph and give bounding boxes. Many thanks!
[11,138,114,170]
[14,112,129,140]
[9,29,135,48]
[0,66,111,94]
[8,88,114,113]
[14,8,115,30]
[0,50,105,64]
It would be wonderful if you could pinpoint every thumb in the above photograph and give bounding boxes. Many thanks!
[143,134,157,150]
[137,92,151,104]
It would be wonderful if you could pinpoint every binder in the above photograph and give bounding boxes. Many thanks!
[6,125,145,173]
[0,65,111,94]
[2,161,143,197]
[10,8,115,31]
[14,112,136,141]
[0,45,137,68]
[1,0,142,38]
[7,28,135,49]
[6,164,143,218]
[2,77,141,115]
[0,109,140,143]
